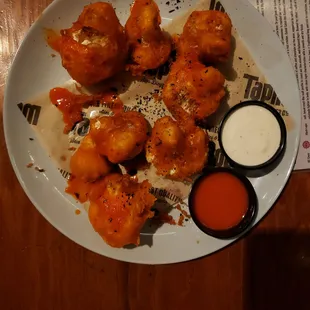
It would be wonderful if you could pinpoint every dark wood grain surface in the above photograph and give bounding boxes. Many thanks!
[1,1,310,309]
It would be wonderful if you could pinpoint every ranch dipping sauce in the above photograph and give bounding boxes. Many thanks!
[221,105,282,166]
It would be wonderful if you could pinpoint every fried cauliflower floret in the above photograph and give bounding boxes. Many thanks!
[162,56,225,122]
[146,116,209,180]
[88,174,156,247]
[70,135,113,182]
[58,2,128,85]
[66,135,114,203]
[125,0,172,75]
[90,111,149,163]
[182,10,232,63]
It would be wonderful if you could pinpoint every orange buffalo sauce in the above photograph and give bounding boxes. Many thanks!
[192,172,248,230]
[45,29,62,52]
[99,92,124,115]
[66,176,92,203]
[49,87,124,133]
[50,87,85,133]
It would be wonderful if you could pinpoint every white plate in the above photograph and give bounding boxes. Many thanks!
[3,0,300,264]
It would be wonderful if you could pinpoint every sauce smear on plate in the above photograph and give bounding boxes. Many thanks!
[192,172,248,230]
[49,87,124,133]
[45,29,62,52]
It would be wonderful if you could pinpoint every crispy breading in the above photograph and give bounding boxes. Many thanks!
[125,0,172,75]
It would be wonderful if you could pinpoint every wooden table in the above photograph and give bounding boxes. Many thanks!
[1,1,310,309]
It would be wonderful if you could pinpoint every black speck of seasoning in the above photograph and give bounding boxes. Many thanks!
[169,9,175,13]
[29,138,34,141]
[151,208,159,216]
[108,218,113,223]
[35,167,45,173]
[177,0,181,3]
[185,218,189,222]
[74,193,80,199]
[114,230,117,233]
[238,57,243,60]
[128,169,137,176]
[137,38,142,44]
[205,70,208,73]
[176,6,179,9]
[155,140,162,146]
[166,1,170,4]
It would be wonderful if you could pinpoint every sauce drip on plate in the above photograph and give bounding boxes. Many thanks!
[49,87,124,133]
[192,172,248,230]
[45,29,62,52]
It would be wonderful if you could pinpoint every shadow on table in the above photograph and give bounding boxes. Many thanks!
[244,230,310,310]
